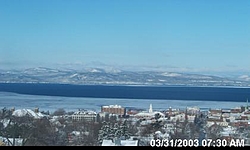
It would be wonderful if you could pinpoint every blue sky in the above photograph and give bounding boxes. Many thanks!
[0,0,249,74]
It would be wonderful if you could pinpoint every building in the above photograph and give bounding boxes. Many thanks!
[134,104,165,120]
[71,110,97,122]
[101,105,126,116]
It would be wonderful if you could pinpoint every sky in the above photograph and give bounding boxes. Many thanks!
[0,0,249,75]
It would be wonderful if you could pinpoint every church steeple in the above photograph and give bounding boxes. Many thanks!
[149,104,153,113]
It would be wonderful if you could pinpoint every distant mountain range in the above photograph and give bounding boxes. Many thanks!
[0,67,249,87]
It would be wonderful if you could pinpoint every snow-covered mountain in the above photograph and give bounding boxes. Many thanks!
[0,67,249,87]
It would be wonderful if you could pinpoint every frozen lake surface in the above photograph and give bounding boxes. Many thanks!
[0,92,247,113]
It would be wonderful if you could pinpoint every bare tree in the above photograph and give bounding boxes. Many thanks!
[52,108,66,116]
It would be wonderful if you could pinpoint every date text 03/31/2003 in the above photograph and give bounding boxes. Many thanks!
[150,138,245,147]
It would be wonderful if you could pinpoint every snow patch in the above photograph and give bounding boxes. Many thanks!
[12,109,46,119]
[239,75,250,81]
[161,72,182,77]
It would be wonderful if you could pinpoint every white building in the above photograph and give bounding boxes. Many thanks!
[134,104,165,120]
[71,110,97,122]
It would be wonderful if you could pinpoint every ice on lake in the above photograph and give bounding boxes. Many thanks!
[0,92,247,113]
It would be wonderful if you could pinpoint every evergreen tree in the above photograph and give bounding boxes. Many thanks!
[97,120,132,145]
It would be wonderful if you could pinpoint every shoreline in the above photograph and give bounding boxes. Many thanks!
[0,91,247,113]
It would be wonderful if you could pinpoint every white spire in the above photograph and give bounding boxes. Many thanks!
[149,104,153,113]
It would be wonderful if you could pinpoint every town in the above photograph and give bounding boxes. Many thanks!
[0,102,249,146]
